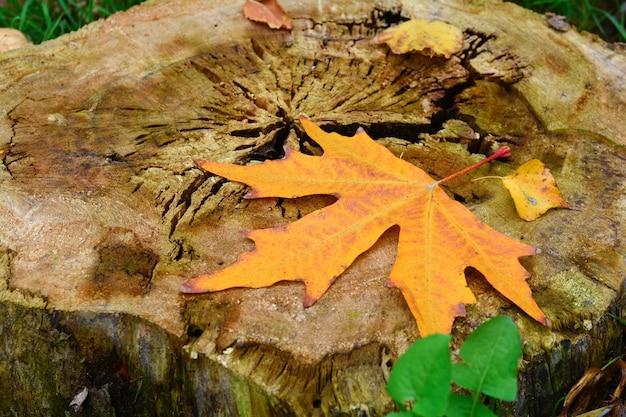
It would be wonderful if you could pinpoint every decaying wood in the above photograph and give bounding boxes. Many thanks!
[0,0,624,416]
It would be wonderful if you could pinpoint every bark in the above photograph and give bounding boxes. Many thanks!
[0,0,624,416]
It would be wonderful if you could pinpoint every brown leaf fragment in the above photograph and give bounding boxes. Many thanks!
[560,360,626,417]
[243,0,292,30]
[545,12,572,32]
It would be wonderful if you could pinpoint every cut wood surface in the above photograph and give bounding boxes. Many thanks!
[0,0,624,416]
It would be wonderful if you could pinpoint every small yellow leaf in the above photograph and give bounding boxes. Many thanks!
[502,159,570,221]
[374,19,463,58]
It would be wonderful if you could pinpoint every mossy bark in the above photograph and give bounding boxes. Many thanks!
[0,0,624,416]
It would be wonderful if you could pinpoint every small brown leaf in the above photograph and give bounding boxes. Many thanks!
[559,360,626,417]
[243,0,292,30]
[374,18,463,58]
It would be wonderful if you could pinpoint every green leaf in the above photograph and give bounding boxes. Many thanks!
[386,333,452,417]
[445,393,498,417]
[451,316,521,401]
[384,412,415,417]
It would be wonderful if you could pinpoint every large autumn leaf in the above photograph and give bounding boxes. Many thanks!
[182,117,549,335]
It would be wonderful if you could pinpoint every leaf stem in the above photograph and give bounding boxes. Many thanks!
[471,176,504,182]
[435,146,511,186]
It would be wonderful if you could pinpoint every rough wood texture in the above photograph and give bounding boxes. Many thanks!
[0,0,624,416]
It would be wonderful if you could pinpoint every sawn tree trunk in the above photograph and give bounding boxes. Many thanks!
[0,0,624,416]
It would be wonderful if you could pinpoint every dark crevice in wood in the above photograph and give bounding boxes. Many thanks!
[368,7,408,27]
[133,134,149,145]
[247,126,290,161]
[231,121,285,139]
[315,122,429,144]
[168,238,197,262]
[166,170,212,237]
[190,61,223,84]
[3,109,17,163]
[232,82,254,99]
[3,113,23,174]
[322,6,408,31]
[184,176,228,228]
[104,152,125,163]
[156,185,175,218]
[186,324,203,339]
[460,30,496,64]
[275,198,287,218]
[250,37,266,61]
[143,123,169,129]
[230,127,264,137]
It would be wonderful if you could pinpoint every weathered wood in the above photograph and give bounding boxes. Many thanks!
[0,0,624,416]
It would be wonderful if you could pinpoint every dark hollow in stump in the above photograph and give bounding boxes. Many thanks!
[0,0,624,416]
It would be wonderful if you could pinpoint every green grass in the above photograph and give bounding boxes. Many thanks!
[512,0,626,42]
[0,0,144,44]
[0,0,624,45]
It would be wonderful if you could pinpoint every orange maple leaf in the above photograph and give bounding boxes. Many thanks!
[182,118,549,335]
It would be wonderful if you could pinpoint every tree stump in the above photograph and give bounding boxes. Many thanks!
[0,0,624,416]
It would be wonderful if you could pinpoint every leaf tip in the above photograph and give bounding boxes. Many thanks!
[384,279,396,288]
[303,293,318,308]
[179,281,199,294]
[298,115,315,131]
[179,275,214,294]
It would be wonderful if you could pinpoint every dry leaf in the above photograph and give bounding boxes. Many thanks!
[545,13,572,32]
[374,18,463,58]
[182,117,549,335]
[559,359,626,417]
[243,0,292,30]
[69,387,89,412]
[502,159,570,221]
